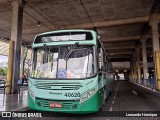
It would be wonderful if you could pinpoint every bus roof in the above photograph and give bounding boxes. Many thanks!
[35,29,96,38]
[32,29,97,46]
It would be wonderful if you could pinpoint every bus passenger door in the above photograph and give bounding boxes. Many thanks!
[99,48,106,86]
[98,48,107,107]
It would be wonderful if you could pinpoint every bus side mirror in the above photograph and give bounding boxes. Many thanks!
[99,67,102,76]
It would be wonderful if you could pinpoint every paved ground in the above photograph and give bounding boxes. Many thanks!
[1,80,160,120]
[0,87,28,111]
[104,80,160,111]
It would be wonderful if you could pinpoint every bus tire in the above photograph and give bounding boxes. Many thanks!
[110,82,114,94]
[100,87,106,111]
[103,86,107,105]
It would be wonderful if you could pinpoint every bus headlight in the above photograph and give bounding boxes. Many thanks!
[80,88,96,103]
[81,92,88,100]
[29,90,35,101]
[89,88,96,96]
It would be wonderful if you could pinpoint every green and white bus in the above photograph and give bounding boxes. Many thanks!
[28,29,113,113]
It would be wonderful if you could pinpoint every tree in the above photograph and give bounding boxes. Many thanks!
[0,67,7,76]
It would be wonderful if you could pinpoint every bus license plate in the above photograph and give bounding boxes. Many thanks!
[50,102,62,108]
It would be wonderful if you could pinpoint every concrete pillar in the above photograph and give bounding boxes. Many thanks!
[130,60,132,82]
[141,38,148,86]
[132,53,135,82]
[20,45,24,77]
[131,53,136,82]
[136,53,138,82]
[133,52,137,82]
[155,51,160,90]
[6,40,14,94]
[136,46,141,84]
[150,13,160,60]
[149,13,160,89]
[10,0,24,93]
[129,61,132,81]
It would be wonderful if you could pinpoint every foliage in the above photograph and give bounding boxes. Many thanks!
[0,67,8,76]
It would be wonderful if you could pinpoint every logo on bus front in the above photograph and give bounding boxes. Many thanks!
[49,91,63,95]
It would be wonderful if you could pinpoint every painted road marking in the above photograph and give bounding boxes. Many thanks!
[108,82,120,112]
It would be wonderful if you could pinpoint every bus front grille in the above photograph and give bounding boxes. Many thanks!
[34,82,83,90]
[35,97,79,110]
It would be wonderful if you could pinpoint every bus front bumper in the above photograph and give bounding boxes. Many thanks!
[28,92,99,114]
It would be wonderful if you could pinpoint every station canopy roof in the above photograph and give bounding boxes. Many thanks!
[0,0,158,62]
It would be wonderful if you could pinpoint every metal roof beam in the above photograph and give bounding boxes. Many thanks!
[102,35,140,43]
[64,16,149,29]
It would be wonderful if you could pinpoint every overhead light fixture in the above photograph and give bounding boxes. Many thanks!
[37,21,41,27]
[155,5,160,12]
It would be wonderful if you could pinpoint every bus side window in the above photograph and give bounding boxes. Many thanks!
[102,52,106,79]
[98,48,102,70]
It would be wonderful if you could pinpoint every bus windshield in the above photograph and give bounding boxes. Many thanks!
[32,45,96,79]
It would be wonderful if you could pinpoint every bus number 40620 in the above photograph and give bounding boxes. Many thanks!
[64,93,80,97]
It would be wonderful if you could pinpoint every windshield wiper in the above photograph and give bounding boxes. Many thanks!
[43,44,48,53]
[65,42,79,61]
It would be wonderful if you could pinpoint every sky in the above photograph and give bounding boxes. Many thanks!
[0,55,8,62]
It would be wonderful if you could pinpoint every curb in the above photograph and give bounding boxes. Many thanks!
[16,107,28,111]
[131,82,160,97]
